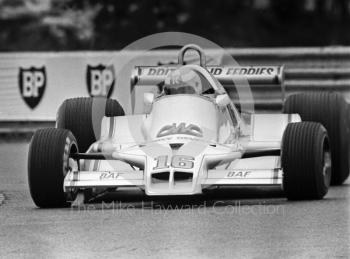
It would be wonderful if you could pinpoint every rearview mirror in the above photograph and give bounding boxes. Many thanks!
[144,93,154,113]
[144,93,154,106]
[215,94,230,107]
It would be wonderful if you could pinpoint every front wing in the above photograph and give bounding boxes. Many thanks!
[64,168,282,192]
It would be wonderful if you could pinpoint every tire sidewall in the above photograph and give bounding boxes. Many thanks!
[28,129,78,208]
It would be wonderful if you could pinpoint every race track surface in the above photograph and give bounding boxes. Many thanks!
[0,141,349,258]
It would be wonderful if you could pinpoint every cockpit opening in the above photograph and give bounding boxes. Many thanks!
[162,66,216,96]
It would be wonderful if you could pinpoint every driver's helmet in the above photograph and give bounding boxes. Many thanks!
[163,67,204,95]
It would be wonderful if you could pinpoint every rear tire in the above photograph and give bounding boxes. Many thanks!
[283,92,349,185]
[57,97,124,152]
[28,128,78,208]
[282,122,331,200]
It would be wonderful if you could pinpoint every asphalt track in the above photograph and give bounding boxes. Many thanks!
[0,141,349,258]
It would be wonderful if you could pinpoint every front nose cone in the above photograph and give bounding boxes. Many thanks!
[142,141,209,195]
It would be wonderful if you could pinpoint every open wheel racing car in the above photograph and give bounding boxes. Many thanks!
[28,44,349,208]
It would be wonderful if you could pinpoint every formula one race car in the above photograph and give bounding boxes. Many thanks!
[28,44,349,208]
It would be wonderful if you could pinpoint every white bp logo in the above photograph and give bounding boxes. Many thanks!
[18,67,46,109]
[86,64,115,98]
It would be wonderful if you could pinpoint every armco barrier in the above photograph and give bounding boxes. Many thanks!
[0,47,349,132]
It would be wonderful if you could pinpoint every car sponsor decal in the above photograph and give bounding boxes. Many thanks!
[146,67,177,76]
[86,64,115,97]
[226,171,251,178]
[140,66,277,77]
[208,67,276,76]
[157,123,203,138]
[100,172,119,180]
[18,66,46,109]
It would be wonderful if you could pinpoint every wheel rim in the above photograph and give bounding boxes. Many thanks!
[64,140,78,201]
[322,147,332,187]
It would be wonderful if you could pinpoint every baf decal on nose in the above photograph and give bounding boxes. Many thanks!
[18,67,46,109]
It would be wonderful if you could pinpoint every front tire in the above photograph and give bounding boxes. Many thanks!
[282,122,331,200]
[57,97,124,152]
[28,128,78,208]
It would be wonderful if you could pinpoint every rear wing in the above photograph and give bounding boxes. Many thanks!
[130,45,285,111]
[131,65,284,86]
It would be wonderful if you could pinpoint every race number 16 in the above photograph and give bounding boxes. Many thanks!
[153,155,194,170]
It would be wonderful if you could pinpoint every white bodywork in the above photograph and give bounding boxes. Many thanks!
[64,46,300,196]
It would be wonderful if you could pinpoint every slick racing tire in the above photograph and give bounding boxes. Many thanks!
[57,97,124,152]
[28,128,78,208]
[282,122,331,200]
[283,92,349,185]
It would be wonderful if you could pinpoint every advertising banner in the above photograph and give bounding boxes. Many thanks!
[0,51,223,121]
